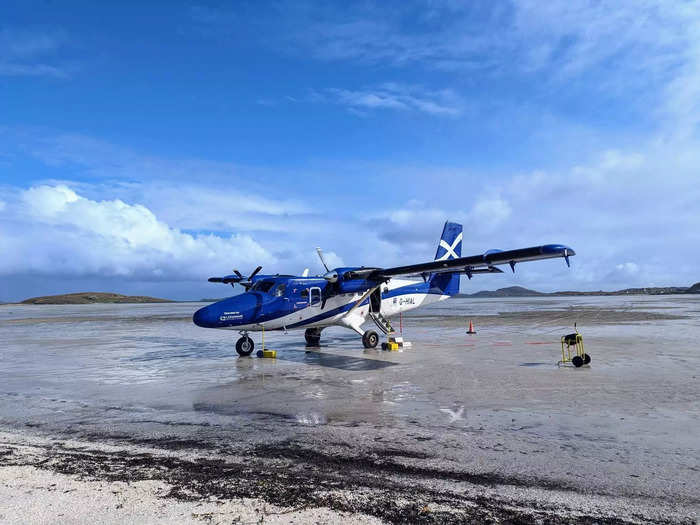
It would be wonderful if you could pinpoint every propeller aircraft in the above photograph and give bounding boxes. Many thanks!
[193,222,575,356]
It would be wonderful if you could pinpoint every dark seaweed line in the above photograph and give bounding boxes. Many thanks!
[1,439,689,525]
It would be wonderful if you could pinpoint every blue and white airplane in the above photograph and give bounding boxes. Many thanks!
[193,222,575,355]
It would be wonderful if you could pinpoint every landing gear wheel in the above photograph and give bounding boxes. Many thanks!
[572,355,584,368]
[583,353,591,365]
[304,328,322,347]
[362,330,379,349]
[236,336,254,357]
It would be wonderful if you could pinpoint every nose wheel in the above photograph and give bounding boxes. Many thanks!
[236,335,255,356]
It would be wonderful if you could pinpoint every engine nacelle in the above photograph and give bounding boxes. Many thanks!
[324,267,383,294]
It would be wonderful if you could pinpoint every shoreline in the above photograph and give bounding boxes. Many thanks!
[1,428,696,524]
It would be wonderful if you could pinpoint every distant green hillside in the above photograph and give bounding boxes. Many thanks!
[21,292,173,305]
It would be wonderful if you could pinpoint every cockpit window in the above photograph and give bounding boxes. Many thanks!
[251,280,275,293]
[272,283,286,297]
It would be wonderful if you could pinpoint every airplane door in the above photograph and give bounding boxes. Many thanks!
[370,287,381,313]
[309,287,322,307]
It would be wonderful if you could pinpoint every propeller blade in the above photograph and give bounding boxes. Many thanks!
[249,265,263,279]
[233,270,243,279]
[316,247,330,272]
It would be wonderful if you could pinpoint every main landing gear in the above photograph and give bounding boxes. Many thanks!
[304,328,322,347]
[235,333,254,356]
[362,330,379,349]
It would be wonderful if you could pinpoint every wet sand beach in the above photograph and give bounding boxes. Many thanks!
[1,296,698,523]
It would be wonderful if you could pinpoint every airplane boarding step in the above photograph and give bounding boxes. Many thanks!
[369,312,394,335]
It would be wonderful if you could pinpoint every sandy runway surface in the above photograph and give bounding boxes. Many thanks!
[1,296,699,523]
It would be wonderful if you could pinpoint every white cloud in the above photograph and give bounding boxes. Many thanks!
[317,84,463,116]
[0,130,320,234]
[0,185,274,280]
[3,126,700,296]
[468,196,511,233]
[0,28,69,78]
[615,262,639,275]
[117,182,312,234]
[367,137,700,292]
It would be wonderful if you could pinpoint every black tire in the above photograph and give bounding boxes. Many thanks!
[362,330,379,349]
[236,336,254,356]
[583,353,591,365]
[304,328,322,347]
[572,355,584,368]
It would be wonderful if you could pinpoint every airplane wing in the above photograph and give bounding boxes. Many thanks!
[364,244,575,280]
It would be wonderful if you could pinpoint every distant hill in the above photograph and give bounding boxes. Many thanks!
[552,286,690,296]
[462,286,545,298]
[20,292,173,305]
[456,283,700,297]
[686,282,700,294]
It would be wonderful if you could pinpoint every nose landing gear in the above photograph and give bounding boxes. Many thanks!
[236,333,254,356]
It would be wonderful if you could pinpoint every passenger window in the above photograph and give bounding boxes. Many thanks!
[273,284,286,297]
[300,289,308,298]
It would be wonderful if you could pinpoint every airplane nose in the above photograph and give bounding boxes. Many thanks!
[193,305,215,328]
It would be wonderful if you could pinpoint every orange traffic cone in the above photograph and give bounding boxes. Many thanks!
[467,320,476,334]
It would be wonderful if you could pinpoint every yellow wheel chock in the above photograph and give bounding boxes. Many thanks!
[256,324,276,358]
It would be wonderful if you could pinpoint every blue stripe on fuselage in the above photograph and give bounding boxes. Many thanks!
[286,281,447,329]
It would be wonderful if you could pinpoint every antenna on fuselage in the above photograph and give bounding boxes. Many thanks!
[316,247,330,272]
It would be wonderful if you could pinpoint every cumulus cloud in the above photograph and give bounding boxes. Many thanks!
[0,185,274,280]
[365,137,700,293]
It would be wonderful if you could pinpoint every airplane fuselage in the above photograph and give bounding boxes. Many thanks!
[193,276,448,336]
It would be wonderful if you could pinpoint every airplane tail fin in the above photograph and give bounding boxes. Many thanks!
[430,221,462,296]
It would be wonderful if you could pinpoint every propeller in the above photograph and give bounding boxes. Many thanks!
[236,265,262,290]
[316,247,330,272]
[316,247,339,283]
[208,265,263,290]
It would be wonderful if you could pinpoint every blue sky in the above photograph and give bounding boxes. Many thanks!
[1,1,700,301]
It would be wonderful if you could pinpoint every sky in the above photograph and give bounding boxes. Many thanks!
[1,1,700,301]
